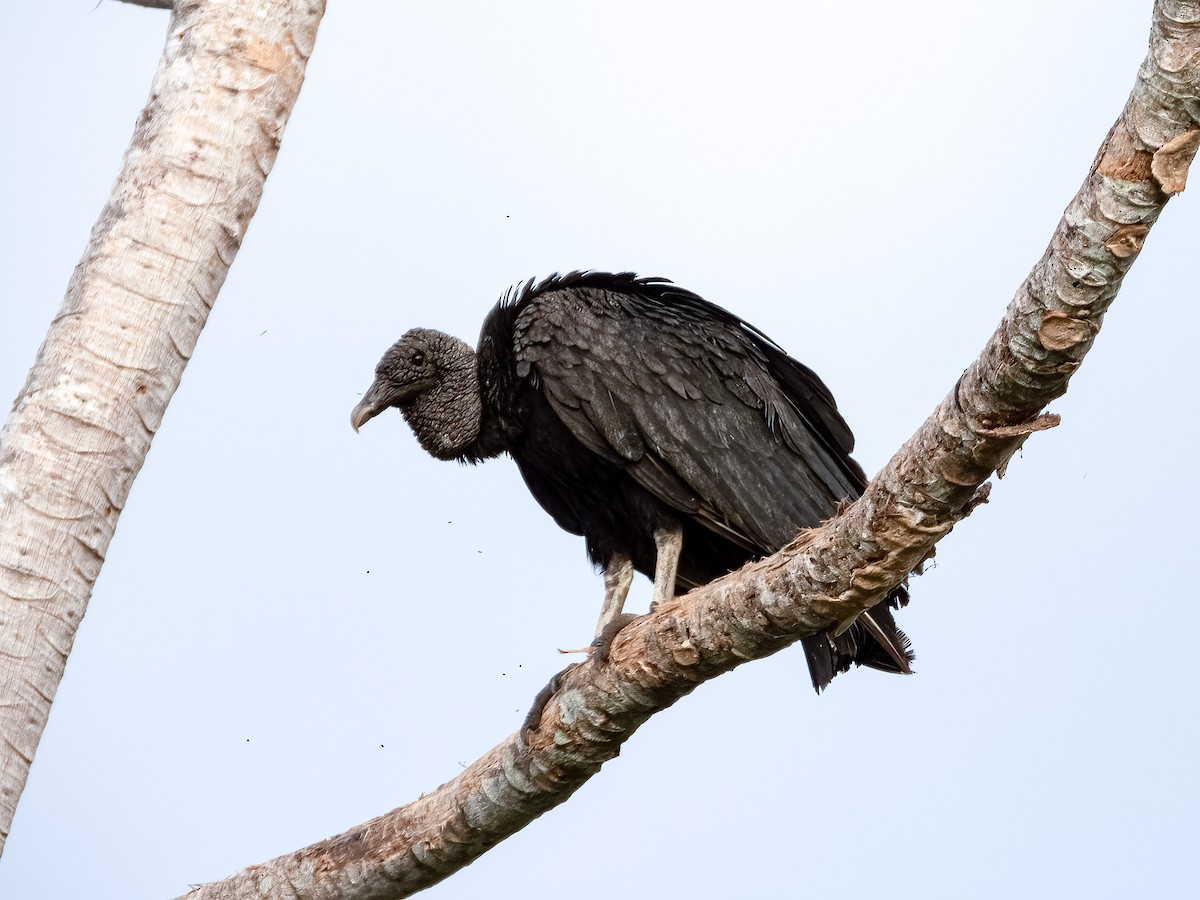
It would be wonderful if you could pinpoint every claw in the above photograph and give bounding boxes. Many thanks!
[592,612,641,664]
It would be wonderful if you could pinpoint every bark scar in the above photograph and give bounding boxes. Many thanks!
[1105,224,1151,259]
[1151,129,1200,194]
[1038,313,1097,351]
[980,413,1061,438]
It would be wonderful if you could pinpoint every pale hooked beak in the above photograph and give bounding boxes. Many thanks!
[350,380,394,432]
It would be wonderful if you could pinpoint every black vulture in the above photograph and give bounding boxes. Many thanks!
[351,272,912,690]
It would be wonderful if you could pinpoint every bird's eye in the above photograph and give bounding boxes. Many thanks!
[412,351,425,367]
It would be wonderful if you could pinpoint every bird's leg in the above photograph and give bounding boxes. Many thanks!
[595,552,634,639]
[585,528,682,663]
[560,554,635,656]
[651,522,684,611]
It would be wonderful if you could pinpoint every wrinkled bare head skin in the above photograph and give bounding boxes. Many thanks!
[350,328,483,460]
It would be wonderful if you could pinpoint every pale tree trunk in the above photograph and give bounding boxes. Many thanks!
[179,2,1200,898]
[0,0,325,853]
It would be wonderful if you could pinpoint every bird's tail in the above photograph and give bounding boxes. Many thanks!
[801,586,914,692]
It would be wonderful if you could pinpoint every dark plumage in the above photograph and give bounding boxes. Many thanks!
[351,272,912,690]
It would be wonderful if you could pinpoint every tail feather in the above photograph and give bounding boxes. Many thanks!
[802,586,914,693]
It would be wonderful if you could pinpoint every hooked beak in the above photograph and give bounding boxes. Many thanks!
[350,379,395,432]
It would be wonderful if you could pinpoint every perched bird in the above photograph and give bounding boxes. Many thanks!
[351,272,912,690]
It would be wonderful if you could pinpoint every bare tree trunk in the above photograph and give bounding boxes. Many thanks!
[178,2,1200,898]
[0,0,325,854]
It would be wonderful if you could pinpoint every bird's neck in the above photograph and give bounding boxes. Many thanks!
[401,358,484,461]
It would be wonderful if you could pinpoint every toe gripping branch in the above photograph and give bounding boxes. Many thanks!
[521,613,641,734]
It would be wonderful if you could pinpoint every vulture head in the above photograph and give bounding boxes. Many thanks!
[350,328,482,460]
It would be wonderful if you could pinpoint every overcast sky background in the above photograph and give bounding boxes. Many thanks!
[1,2,1197,898]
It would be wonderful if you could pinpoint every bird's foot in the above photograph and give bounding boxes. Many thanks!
[591,612,641,665]
[558,609,642,658]
[524,613,642,736]
[522,670,564,735]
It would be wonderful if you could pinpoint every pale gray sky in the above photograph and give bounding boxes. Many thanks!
[2,2,1197,898]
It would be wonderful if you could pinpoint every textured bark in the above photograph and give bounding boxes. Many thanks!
[182,2,1200,899]
[0,0,324,854]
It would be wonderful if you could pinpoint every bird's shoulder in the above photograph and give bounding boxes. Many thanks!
[504,273,751,375]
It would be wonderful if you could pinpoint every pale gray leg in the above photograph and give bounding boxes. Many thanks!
[651,522,684,610]
[595,552,634,639]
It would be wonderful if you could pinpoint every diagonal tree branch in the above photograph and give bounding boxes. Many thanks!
[114,1,174,9]
[0,0,325,855]
[182,2,1200,898]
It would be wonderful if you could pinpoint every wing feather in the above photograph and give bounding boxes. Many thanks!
[513,285,861,553]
